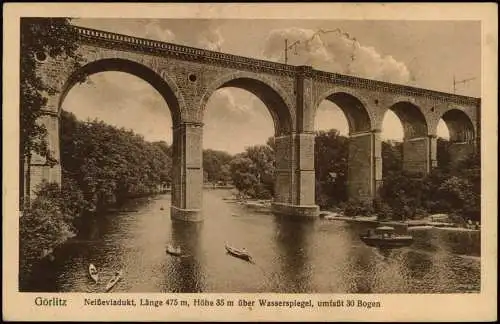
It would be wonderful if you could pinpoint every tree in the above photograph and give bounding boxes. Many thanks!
[203,149,233,183]
[60,111,173,211]
[436,137,452,172]
[219,164,232,185]
[229,155,259,197]
[382,140,402,176]
[20,18,81,207]
[314,129,349,207]
[228,144,275,199]
[19,181,75,283]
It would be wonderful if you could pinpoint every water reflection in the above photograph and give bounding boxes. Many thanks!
[272,215,314,292]
[166,220,205,292]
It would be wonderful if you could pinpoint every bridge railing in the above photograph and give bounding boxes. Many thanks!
[313,70,481,106]
[73,25,297,75]
[72,26,480,106]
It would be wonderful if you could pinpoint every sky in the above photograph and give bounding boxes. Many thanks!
[63,19,481,154]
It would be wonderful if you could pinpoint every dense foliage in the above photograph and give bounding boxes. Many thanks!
[314,129,349,207]
[313,132,476,221]
[382,141,402,176]
[229,144,275,199]
[378,146,480,222]
[61,111,172,212]
[19,181,81,284]
[203,149,233,184]
[20,111,173,279]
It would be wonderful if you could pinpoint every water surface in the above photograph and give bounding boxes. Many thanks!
[24,189,481,293]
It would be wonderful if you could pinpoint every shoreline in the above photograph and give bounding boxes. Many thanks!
[222,193,481,232]
[319,212,481,232]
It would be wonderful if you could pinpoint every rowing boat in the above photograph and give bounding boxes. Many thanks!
[359,226,413,248]
[225,244,253,263]
[88,263,99,283]
[105,270,123,292]
[166,244,182,256]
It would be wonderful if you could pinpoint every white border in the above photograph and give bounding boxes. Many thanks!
[3,3,497,322]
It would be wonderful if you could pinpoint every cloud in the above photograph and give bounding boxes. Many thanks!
[204,89,274,154]
[262,27,411,84]
[143,20,176,42]
[197,26,225,51]
[205,88,261,123]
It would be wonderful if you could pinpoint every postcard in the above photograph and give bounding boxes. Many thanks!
[3,3,497,322]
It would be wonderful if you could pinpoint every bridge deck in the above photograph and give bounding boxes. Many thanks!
[72,25,480,106]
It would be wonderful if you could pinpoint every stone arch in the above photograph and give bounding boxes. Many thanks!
[440,108,475,143]
[314,89,373,134]
[58,58,185,124]
[387,101,428,139]
[199,72,294,136]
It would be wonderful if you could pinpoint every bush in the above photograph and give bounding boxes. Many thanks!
[373,198,394,221]
[19,181,76,281]
[413,208,429,220]
[342,199,374,217]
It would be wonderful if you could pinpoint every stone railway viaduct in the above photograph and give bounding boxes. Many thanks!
[29,26,481,221]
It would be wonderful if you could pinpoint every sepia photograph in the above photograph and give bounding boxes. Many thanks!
[3,3,497,322]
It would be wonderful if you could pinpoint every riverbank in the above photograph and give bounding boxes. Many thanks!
[221,192,481,232]
[319,210,481,232]
[222,193,271,209]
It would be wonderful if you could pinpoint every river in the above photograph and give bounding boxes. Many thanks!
[23,189,481,293]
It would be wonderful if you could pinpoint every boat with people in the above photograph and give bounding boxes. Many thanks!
[225,244,254,263]
[105,270,123,292]
[166,243,182,256]
[359,226,413,248]
[88,263,99,283]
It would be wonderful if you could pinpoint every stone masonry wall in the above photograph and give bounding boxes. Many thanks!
[348,133,373,202]
[402,137,429,175]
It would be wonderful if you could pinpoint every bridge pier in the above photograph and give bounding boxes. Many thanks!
[23,112,62,202]
[402,135,437,175]
[272,132,319,218]
[347,130,382,202]
[170,122,203,222]
[449,141,476,168]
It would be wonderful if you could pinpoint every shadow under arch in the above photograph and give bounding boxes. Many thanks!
[386,102,429,176]
[440,109,475,143]
[199,73,293,136]
[388,101,428,139]
[438,109,477,169]
[58,58,184,125]
[315,91,372,134]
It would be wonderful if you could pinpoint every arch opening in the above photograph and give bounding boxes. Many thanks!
[202,85,276,201]
[380,110,405,177]
[441,109,475,143]
[385,102,429,177]
[313,92,371,207]
[323,92,371,134]
[60,58,182,125]
[437,109,476,171]
[201,76,293,137]
[59,69,174,214]
[388,102,428,139]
